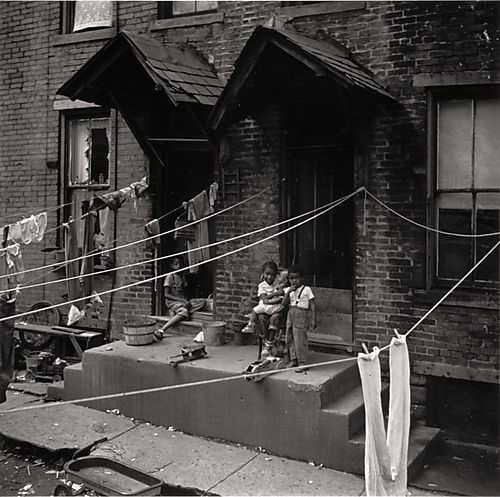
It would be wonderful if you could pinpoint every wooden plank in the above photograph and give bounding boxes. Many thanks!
[15,322,101,339]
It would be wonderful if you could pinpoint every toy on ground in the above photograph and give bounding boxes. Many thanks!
[168,344,207,367]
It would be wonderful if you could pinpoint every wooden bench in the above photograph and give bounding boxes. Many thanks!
[14,322,103,359]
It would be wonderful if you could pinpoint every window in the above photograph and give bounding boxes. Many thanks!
[62,0,112,34]
[64,112,111,252]
[433,91,500,283]
[158,1,217,19]
[68,117,110,187]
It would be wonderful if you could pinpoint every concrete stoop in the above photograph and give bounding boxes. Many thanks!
[56,336,440,477]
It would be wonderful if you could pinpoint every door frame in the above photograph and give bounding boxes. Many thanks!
[281,144,356,346]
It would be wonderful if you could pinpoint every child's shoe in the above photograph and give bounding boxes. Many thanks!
[153,329,164,342]
[241,323,255,334]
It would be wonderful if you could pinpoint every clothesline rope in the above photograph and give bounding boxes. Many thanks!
[365,190,500,238]
[0,200,72,225]
[0,191,356,296]
[1,188,359,324]
[7,188,210,290]
[0,188,269,281]
[2,230,498,415]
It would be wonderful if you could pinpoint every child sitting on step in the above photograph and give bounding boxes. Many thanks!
[241,261,289,345]
[155,256,191,341]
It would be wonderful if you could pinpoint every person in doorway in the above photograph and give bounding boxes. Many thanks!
[285,265,316,372]
[154,257,191,341]
[242,261,288,347]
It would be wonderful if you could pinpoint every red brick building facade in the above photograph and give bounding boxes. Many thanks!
[1,1,498,436]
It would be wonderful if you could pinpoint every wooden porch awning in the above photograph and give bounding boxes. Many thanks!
[57,31,223,166]
[58,30,224,107]
[208,25,395,132]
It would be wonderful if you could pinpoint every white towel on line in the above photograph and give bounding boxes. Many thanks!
[357,336,411,496]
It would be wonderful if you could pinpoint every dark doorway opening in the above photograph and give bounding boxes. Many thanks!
[284,85,357,345]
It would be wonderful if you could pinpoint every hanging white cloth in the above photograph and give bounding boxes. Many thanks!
[73,0,112,32]
[357,336,411,496]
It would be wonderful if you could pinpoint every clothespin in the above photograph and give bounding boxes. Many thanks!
[361,343,369,354]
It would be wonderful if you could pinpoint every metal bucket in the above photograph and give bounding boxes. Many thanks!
[123,321,156,346]
[204,321,226,346]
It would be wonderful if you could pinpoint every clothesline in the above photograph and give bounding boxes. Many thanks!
[0,187,269,281]
[4,184,499,278]
[0,188,359,324]
[0,200,72,224]
[2,235,498,416]
[0,191,357,296]
[366,190,500,238]
[10,185,216,291]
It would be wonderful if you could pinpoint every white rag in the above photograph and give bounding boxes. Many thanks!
[357,336,411,496]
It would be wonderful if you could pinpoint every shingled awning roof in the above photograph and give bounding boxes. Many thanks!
[58,30,224,107]
[209,25,394,132]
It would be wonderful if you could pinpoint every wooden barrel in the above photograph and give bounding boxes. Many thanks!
[204,321,226,346]
[123,321,156,346]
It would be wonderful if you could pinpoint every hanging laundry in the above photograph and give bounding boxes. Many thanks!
[187,190,210,274]
[64,220,83,302]
[0,227,18,303]
[145,219,160,246]
[0,299,15,404]
[79,209,98,296]
[95,177,148,211]
[7,211,47,245]
[89,290,104,306]
[67,304,86,326]
[208,181,219,213]
[4,243,24,285]
[357,337,410,497]
[33,212,47,242]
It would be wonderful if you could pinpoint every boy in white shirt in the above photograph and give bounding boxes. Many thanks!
[285,265,316,371]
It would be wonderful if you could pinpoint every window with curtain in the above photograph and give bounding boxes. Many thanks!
[66,113,110,251]
[434,94,500,283]
[158,1,217,19]
[62,0,112,34]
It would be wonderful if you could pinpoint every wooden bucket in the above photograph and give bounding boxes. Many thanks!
[123,320,156,346]
[204,321,226,346]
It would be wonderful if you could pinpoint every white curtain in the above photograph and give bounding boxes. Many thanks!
[73,0,112,32]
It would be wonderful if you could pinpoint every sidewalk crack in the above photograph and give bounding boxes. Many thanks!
[203,452,259,495]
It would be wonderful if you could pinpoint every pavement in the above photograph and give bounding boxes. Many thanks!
[0,383,462,496]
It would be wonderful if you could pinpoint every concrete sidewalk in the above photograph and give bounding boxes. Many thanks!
[0,387,450,496]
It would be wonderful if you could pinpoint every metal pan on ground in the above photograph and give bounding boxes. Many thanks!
[54,456,163,496]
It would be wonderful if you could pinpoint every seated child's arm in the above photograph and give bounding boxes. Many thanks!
[165,286,189,306]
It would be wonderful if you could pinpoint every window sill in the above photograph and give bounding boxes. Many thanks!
[52,27,116,47]
[151,12,224,31]
[68,184,111,190]
[413,288,499,311]
[280,1,365,19]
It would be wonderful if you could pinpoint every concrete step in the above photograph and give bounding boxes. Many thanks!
[318,360,361,407]
[321,383,389,439]
[348,423,441,477]
[61,337,360,471]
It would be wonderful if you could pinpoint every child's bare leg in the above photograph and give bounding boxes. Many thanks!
[268,312,282,341]
[242,310,258,333]
[160,314,185,331]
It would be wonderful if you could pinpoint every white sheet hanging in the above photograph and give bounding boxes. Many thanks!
[357,336,411,496]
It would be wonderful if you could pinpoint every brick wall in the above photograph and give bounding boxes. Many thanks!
[0,2,498,396]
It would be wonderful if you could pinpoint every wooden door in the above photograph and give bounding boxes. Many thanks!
[286,148,354,344]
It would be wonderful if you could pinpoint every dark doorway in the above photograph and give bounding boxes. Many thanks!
[154,143,214,313]
[286,146,354,343]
